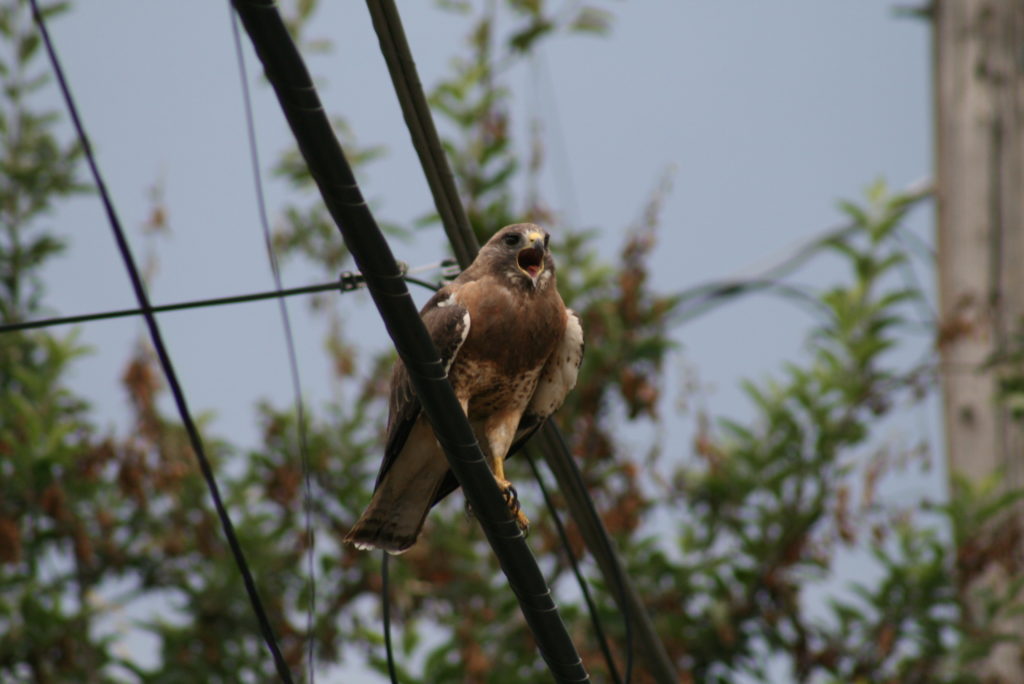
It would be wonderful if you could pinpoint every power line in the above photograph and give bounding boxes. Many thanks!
[231,1,589,680]
[525,452,624,684]
[364,3,664,681]
[381,552,399,684]
[28,2,295,682]
[525,428,638,683]
[0,270,452,335]
[364,0,479,269]
[0,280,339,333]
[669,179,933,327]
[229,8,317,681]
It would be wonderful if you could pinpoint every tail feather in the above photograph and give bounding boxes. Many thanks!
[344,420,449,554]
[344,485,437,554]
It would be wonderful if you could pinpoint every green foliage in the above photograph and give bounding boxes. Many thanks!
[426,0,614,243]
[0,0,81,322]
[618,185,1021,683]
[984,324,1024,422]
[4,1,1024,683]
[272,116,391,276]
[0,2,109,681]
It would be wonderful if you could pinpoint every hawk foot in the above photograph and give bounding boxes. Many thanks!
[501,484,521,514]
[464,482,530,535]
[499,482,530,535]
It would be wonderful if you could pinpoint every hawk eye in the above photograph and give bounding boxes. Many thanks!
[503,233,521,246]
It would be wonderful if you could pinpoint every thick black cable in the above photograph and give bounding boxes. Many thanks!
[528,428,649,680]
[229,10,317,681]
[525,452,623,684]
[363,3,678,680]
[230,2,588,681]
[545,427,634,684]
[528,431,637,683]
[364,0,479,269]
[28,3,295,682]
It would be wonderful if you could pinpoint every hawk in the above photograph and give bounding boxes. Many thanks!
[344,223,584,554]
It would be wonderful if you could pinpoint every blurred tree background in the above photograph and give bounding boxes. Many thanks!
[1,1,1022,683]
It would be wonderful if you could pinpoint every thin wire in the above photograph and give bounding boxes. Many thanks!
[692,180,931,299]
[0,280,341,334]
[548,428,635,684]
[27,2,295,681]
[230,9,317,681]
[381,552,399,684]
[0,271,448,336]
[533,50,580,227]
[403,275,444,293]
[525,453,623,684]
[673,279,832,328]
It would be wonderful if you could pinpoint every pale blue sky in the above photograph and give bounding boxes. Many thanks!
[36,2,935,680]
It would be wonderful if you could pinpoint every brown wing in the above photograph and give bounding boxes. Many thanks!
[372,287,470,488]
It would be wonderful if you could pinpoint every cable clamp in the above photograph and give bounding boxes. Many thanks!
[338,271,365,291]
[440,258,461,282]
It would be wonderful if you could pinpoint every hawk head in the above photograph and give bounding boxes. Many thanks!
[478,223,555,290]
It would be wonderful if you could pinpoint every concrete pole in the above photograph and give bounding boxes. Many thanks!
[934,1,1024,679]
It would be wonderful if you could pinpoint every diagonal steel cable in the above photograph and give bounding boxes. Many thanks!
[525,452,624,683]
[364,0,479,269]
[29,1,294,680]
[231,1,588,680]
[364,2,670,681]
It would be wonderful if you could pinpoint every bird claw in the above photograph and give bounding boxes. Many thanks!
[502,484,521,514]
[499,483,530,534]
[465,482,530,534]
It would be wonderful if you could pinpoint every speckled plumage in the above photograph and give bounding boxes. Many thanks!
[344,224,584,554]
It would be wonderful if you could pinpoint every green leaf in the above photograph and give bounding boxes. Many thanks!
[17,33,39,62]
[571,7,613,35]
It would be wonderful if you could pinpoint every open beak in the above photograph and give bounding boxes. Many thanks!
[516,231,546,279]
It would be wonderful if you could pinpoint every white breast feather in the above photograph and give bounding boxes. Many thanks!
[443,309,471,374]
[528,309,584,418]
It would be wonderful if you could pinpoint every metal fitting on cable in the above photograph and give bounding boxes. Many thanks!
[338,271,364,292]
[440,258,461,282]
